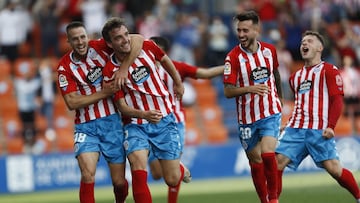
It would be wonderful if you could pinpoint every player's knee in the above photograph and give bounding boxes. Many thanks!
[163,173,180,187]
[151,170,163,180]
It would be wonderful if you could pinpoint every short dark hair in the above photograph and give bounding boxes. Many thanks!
[302,30,325,46]
[66,21,85,35]
[149,36,170,52]
[101,17,127,42]
[233,10,259,25]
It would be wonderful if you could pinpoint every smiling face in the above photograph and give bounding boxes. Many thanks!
[236,19,259,53]
[67,26,89,59]
[300,34,323,66]
[106,25,131,57]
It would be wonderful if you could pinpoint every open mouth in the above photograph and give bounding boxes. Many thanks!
[302,47,309,53]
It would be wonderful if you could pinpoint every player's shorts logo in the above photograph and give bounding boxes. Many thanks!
[131,66,150,84]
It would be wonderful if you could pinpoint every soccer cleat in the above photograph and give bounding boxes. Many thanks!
[180,162,192,183]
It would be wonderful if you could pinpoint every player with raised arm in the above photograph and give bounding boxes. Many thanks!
[101,17,186,203]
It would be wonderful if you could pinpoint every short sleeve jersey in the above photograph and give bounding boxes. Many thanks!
[103,40,174,124]
[223,41,282,124]
[287,61,344,129]
[57,38,116,124]
[157,60,197,123]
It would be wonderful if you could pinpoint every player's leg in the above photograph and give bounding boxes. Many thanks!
[247,144,269,203]
[275,127,308,199]
[149,153,163,180]
[77,152,99,203]
[74,121,103,203]
[258,113,282,202]
[101,113,129,203]
[108,163,128,203]
[124,124,152,203]
[323,159,360,201]
[128,149,152,203]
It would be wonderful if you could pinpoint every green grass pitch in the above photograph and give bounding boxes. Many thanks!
[1,171,359,203]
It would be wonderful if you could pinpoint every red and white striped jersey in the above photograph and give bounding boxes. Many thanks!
[287,62,344,129]
[223,41,282,124]
[157,60,197,123]
[287,61,344,129]
[57,39,116,124]
[103,40,174,124]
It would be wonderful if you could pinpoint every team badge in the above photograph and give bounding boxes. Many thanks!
[262,49,271,58]
[58,74,68,87]
[250,66,270,83]
[131,66,150,84]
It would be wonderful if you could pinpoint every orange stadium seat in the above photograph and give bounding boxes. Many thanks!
[55,127,74,152]
[0,58,12,79]
[6,136,24,154]
[13,57,37,78]
[205,124,228,144]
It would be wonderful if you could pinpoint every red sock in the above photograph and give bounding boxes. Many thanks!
[262,152,278,200]
[250,162,268,203]
[132,170,152,203]
[167,164,185,203]
[114,179,128,203]
[79,182,95,203]
[277,170,283,198]
[336,168,360,199]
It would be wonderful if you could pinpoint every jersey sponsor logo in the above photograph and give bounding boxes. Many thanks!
[250,66,270,83]
[58,74,68,88]
[86,66,103,84]
[224,62,231,75]
[298,80,312,94]
[131,66,150,84]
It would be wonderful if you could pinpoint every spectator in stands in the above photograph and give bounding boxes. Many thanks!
[80,0,108,39]
[170,13,201,65]
[38,57,57,141]
[206,15,230,66]
[32,0,63,57]
[340,54,360,135]
[14,58,41,153]
[0,0,33,63]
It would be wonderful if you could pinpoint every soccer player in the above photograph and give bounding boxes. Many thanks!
[276,30,360,203]
[56,21,143,203]
[149,36,224,203]
[223,11,282,203]
[101,17,186,203]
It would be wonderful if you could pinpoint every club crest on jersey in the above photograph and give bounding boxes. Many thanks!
[86,66,103,84]
[131,66,150,84]
[298,80,312,94]
[250,66,270,83]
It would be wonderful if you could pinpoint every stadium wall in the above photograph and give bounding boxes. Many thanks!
[0,137,359,194]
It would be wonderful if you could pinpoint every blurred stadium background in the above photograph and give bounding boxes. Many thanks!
[0,0,359,201]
